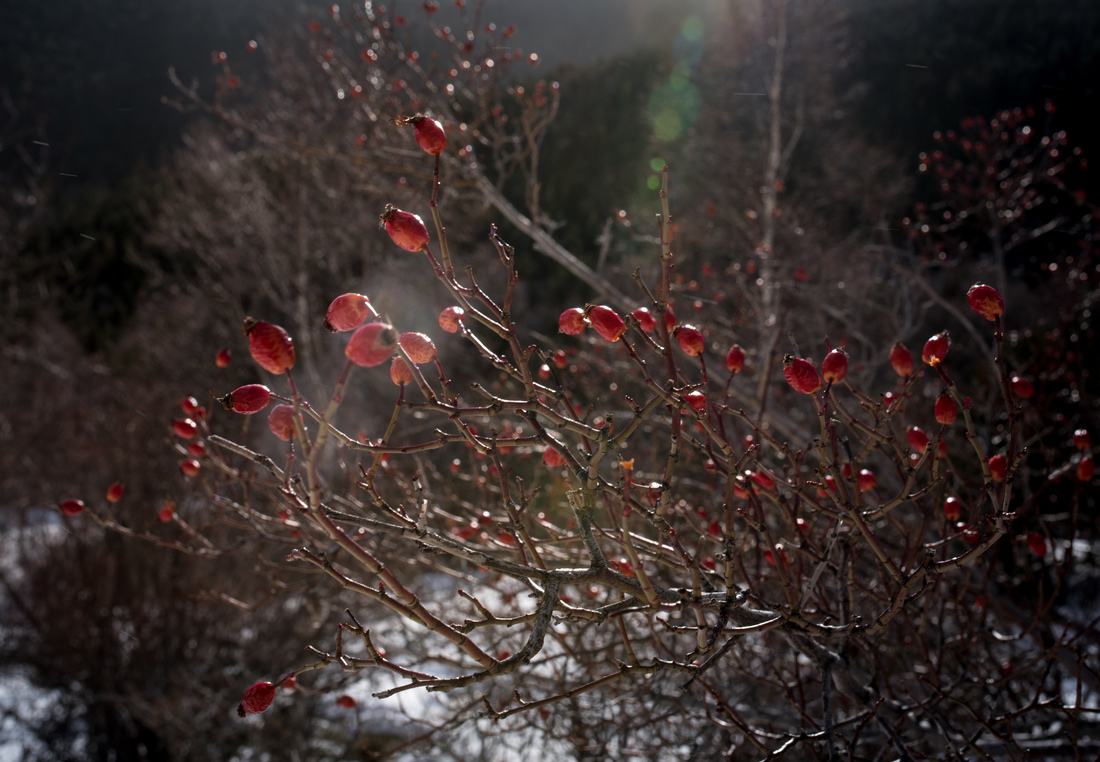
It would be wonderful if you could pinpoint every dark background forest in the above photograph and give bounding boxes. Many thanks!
[2,0,1099,759]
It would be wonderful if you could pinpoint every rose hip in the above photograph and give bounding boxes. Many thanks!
[943,496,962,522]
[934,393,957,425]
[238,681,276,716]
[173,418,198,439]
[346,322,398,367]
[268,404,300,440]
[989,454,1007,483]
[542,448,566,468]
[889,342,914,377]
[220,384,272,414]
[725,344,745,373]
[783,355,821,394]
[674,325,705,356]
[1079,456,1095,482]
[380,205,430,251]
[411,115,446,155]
[439,306,465,333]
[631,307,657,333]
[390,356,416,386]
[243,318,296,375]
[922,332,950,365]
[558,308,588,336]
[1026,531,1047,558]
[967,283,1004,321]
[683,390,706,412]
[588,306,625,342]
[857,469,877,492]
[820,348,848,384]
[907,426,930,454]
[106,482,124,503]
[399,332,437,363]
[60,499,85,516]
[1010,375,1034,398]
[325,293,375,332]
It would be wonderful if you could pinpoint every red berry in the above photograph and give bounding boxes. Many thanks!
[702,556,717,571]
[1026,531,1047,558]
[883,391,897,409]
[173,418,198,439]
[336,694,357,709]
[181,396,201,416]
[588,306,625,342]
[989,454,1007,482]
[238,681,276,716]
[346,322,398,367]
[662,306,676,332]
[783,355,821,394]
[857,469,877,492]
[957,522,979,543]
[1079,456,1095,482]
[1010,375,1034,399]
[934,393,957,425]
[1073,428,1092,451]
[390,356,416,386]
[380,205,430,251]
[158,501,176,522]
[725,344,745,373]
[558,307,588,336]
[399,332,437,363]
[922,332,950,365]
[439,306,465,333]
[325,293,375,332]
[674,325,705,356]
[243,318,296,375]
[215,348,232,368]
[614,557,635,578]
[268,404,300,441]
[180,459,201,477]
[106,482,124,503]
[907,426,929,453]
[60,499,85,516]
[943,496,962,522]
[889,342,914,377]
[281,676,297,691]
[683,390,707,412]
[820,348,848,384]
[542,448,565,468]
[220,384,272,415]
[631,307,657,333]
[412,115,446,155]
[967,283,1004,321]
[750,470,775,490]
[187,441,207,457]
[552,350,568,369]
